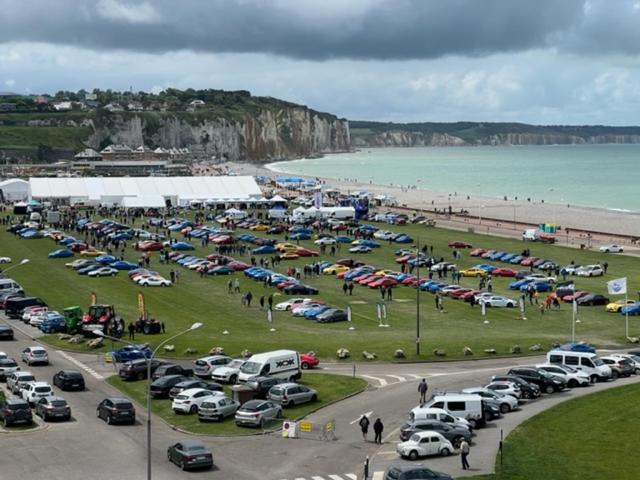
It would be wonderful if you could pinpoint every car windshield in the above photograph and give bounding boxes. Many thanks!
[593,358,605,366]
[240,404,259,412]
[115,402,133,409]
[385,468,401,480]
[409,434,421,443]
[35,387,51,393]
[227,360,244,369]
[1,360,17,367]
[7,403,28,410]
[270,387,283,395]
[201,401,216,408]
[241,362,261,374]
[21,376,35,382]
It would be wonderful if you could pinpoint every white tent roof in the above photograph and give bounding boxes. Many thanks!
[29,176,262,202]
[0,178,29,188]
[270,194,287,202]
[121,195,166,208]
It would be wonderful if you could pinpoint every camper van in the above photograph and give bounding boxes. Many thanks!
[547,349,611,382]
[418,394,486,428]
[238,350,301,383]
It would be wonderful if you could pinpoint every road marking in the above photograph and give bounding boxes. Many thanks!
[386,375,406,382]
[56,350,104,380]
[407,374,423,379]
[311,476,325,480]
[375,450,397,456]
[361,375,388,386]
[344,475,357,480]
[350,410,373,425]
[372,472,385,480]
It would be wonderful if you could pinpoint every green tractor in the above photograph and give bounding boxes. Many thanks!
[63,306,83,334]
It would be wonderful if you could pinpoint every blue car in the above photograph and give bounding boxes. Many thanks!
[108,345,152,363]
[500,253,516,262]
[96,255,117,264]
[252,245,277,255]
[489,251,506,261]
[21,229,42,239]
[358,240,381,248]
[394,234,413,244]
[208,265,234,275]
[510,255,524,264]
[289,227,312,234]
[509,278,532,289]
[176,256,198,266]
[335,236,353,244]
[110,260,138,270]
[519,281,552,292]
[304,305,331,319]
[40,313,67,333]
[474,264,496,273]
[290,232,311,241]
[428,282,449,293]
[111,232,133,241]
[171,242,195,251]
[59,237,78,246]
[621,303,640,316]
[168,222,192,232]
[49,248,74,259]
[238,233,256,242]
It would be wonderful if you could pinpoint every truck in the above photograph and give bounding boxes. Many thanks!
[237,350,301,383]
[522,228,556,244]
[81,304,119,335]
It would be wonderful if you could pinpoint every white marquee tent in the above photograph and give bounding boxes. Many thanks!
[29,176,262,207]
[0,179,29,201]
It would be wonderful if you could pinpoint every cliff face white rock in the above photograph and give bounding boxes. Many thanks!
[85,108,350,162]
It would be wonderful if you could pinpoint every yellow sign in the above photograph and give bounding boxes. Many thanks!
[299,421,312,433]
[90,292,97,306]
[138,292,146,318]
[324,420,334,432]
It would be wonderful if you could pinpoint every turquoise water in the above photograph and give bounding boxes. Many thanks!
[267,145,640,212]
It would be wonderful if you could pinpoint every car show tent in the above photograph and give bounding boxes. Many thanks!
[28,176,262,207]
[0,178,30,201]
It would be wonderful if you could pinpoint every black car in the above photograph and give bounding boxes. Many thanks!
[0,398,33,427]
[244,376,288,399]
[384,464,453,480]
[53,370,86,391]
[316,308,348,323]
[577,294,610,306]
[119,359,170,381]
[151,364,194,381]
[4,297,47,319]
[0,324,14,340]
[507,367,567,394]
[491,374,541,399]
[167,439,213,471]
[168,380,223,399]
[96,397,136,425]
[150,375,191,398]
[283,284,319,295]
[399,419,472,444]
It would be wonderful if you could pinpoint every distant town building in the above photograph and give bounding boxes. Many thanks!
[104,103,124,112]
[74,148,102,161]
[189,99,205,107]
[127,101,144,111]
[0,103,16,112]
[84,93,98,101]
[34,95,49,104]
[98,144,191,162]
[53,101,73,111]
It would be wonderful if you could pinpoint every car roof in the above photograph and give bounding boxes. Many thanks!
[242,399,268,407]
[177,439,205,448]
[180,388,211,396]
[410,430,445,438]
[42,396,66,402]
[6,399,29,405]
[107,397,132,403]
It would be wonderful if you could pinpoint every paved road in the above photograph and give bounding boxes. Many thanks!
[3,315,639,480]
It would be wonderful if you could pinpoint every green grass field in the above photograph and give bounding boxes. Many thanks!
[2,215,639,362]
[0,126,89,150]
[107,373,366,435]
[471,382,640,480]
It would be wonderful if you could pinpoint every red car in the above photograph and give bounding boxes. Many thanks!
[492,268,517,277]
[331,224,348,231]
[448,241,472,248]
[449,287,474,299]
[69,242,88,252]
[300,353,319,370]
[562,291,589,302]
[395,254,415,264]
[369,278,398,289]
[401,275,418,285]
[469,248,486,257]
[520,257,539,266]
[295,248,320,257]
[462,290,483,302]
[211,235,236,245]
[136,241,163,252]
[227,260,251,271]
[353,273,373,283]
[359,275,382,286]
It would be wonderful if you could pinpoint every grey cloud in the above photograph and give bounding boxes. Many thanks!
[0,0,589,60]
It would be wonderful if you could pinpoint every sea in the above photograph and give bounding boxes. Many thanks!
[266,144,640,212]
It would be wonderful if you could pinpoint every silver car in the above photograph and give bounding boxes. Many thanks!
[267,382,318,407]
[6,371,36,395]
[193,355,232,378]
[198,396,240,422]
[234,400,282,428]
[21,346,49,366]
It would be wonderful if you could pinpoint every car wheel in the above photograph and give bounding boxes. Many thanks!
[522,390,531,400]
[137,371,145,380]
[181,461,187,471]
[301,362,309,370]
[611,370,619,380]
[229,374,238,384]
[568,379,578,388]
[408,450,419,461]
[167,451,172,462]
[590,375,598,383]
[96,409,101,419]
[106,415,113,425]
[311,394,317,402]
[635,368,640,375]
[3,418,9,427]
[440,447,451,457]
[506,302,514,308]
[545,385,554,394]
[500,403,510,414]
[189,405,198,414]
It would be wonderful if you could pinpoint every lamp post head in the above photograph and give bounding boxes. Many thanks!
[190,322,203,331]
[20,259,30,265]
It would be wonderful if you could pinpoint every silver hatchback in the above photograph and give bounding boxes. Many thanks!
[234,400,282,428]
[267,382,318,407]
[198,396,240,422]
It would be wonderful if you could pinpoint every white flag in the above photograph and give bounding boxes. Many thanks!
[481,301,486,317]
[347,306,352,322]
[572,300,578,315]
[267,309,273,323]
[607,277,627,295]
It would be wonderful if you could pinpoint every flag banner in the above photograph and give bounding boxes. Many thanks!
[519,297,525,314]
[267,309,273,323]
[481,302,486,317]
[573,300,578,315]
[382,303,387,319]
[607,277,627,295]
[313,191,323,209]
[347,306,352,322]
[376,303,382,320]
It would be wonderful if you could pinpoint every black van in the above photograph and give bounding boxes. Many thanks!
[4,297,47,319]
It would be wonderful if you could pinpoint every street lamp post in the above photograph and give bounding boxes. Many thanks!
[0,258,30,275]
[96,321,203,480]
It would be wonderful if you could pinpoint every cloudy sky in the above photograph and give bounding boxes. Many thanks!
[2,0,640,124]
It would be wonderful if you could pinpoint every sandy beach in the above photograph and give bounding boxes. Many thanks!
[222,160,640,250]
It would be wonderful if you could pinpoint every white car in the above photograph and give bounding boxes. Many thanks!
[477,295,516,308]
[439,285,463,295]
[575,265,604,277]
[137,276,172,287]
[171,388,220,414]
[536,364,590,387]
[599,244,624,253]
[525,273,556,283]
[0,256,11,263]
[22,306,48,322]
[373,230,394,240]
[610,354,640,375]
[6,371,36,395]
[211,359,246,384]
[88,267,118,277]
[462,387,519,413]
[274,298,313,311]
[187,260,209,270]
[485,381,522,399]
[396,431,454,460]
[21,346,49,366]
[0,351,7,360]
[430,262,456,272]
[561,264,582,275]
[22,381,54,406]
[314,237,337,246]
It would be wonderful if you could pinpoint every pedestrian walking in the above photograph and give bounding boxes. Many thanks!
[460,439,471,470]
[373,418,384,444]
[246,291,253,307]
[234,278,240,293]
[160,321,165,333]
[387,287,393,301]
[169,269,176,284]
[175,270,180,284]
[268,294,273,310]
[358,415,370,442]
[228,279,233,294]
[348,283,354,296]
[603,261,608,274]
[128,322,135,340]
[418,378,428,403]
[343,282,348,295]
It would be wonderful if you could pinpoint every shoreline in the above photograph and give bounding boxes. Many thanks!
[221,159,640,243]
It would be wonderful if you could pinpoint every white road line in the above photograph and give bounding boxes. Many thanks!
[386,375,407,382]
[407,374,423,379]
[344,474,358,480]
[56,350,104,380]
[328,475,344,480]
[311,476,325,480]
[350,410,374,425]
[361,375,388,386]
[372,472,385,480]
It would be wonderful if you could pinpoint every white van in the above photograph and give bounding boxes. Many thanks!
[418,394,485,428]
[0,278,23,294]
[547,350,611,382]
[409,407,471,431]
[238,350,301,383]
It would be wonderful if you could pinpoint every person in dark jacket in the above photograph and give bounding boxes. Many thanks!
[358,415,370,441]
[373,418,384,444]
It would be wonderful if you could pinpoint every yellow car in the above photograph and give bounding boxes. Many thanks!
[249,224,269,231]
[276,242,298,252]
[323,264,350,275]
[460,268,488,277]
[375,269,401,277]
[80,249,106,257]
[280,252,299,260]
[606,299,636,313]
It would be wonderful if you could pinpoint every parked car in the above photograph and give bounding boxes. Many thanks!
[172,388,221,414]
[383,465,453,480]
[88,267,119,277]
[169,380,223,399]
[462,387,519,413]
[490,375,541,399]
[244,376,288,399]
[53,369,86,391]
[599,244,624,253]
[316,308,348,323]
[284,284,319,295]
[234,399,282,428]
[396,431,454,459]
[507,367,567,394]
[118,359,170,381]
[477,295,516,308]
[577,294,610,306]
[22,381,54,406]
[21,346,49,366]
[167,439,213,471]
[0,358,20,381]
[96,397,136,425]
[193,355,232,378]
[300,352,319,370]
[535,364,590,387]
[575,265,604,277]
[149,374,191,398]
[0,324,14,340]
[152,364,193,380]
[6,371,36,395]
[268,382,318,407]
[0,398,33,427]
[106,344,152,363]
[35,396,71,421]
[399,419,472,443]
[600,356,634,379]
[198,396,240,422]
